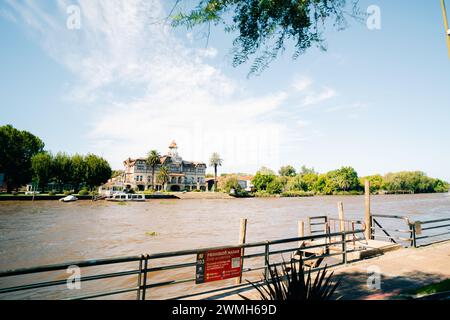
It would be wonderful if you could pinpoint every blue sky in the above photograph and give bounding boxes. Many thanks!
[1,0,449,181]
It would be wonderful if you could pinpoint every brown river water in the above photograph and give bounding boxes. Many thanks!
[0,193,449,299]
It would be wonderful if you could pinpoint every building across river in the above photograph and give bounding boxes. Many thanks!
[101,141,207,193]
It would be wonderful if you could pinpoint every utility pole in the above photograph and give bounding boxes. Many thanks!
[441,0,450,58]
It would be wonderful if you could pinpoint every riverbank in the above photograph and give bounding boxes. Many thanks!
[0,192,233,201]
[1,191,448,201]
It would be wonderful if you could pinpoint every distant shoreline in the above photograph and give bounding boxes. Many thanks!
[0,191,447,202]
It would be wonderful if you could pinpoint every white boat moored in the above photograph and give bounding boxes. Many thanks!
[106,193,146,202]
[59,195,78,202]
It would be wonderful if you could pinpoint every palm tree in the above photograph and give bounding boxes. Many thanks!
[146,150,161,190]
[157,166,170,191]
[209,153,223,192]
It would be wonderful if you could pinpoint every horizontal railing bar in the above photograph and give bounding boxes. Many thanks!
[372,234,412,242]
[370,227,411,233]
[68,286,140,300]
[0,269,141,295]
[416,232,450,240]
[371,214,410,221]
[310,222,326,226]
[147,262,195,272]
[0,255,142,278]
[420,218,450,225]
[421,224,450,231]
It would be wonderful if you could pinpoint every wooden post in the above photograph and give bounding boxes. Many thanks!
[364,180,372,241]
[236,218,247,284]
[298,220,305,248]
[338,201,345,232]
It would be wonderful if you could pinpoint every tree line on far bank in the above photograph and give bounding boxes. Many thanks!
[219,165,449,197]
[0,125,112,194]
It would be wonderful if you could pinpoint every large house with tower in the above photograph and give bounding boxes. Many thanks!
[102,141,207,193]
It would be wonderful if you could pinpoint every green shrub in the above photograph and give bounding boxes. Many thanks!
[332,190,363,196]
[254,190,274,198]
[240,257,340,300]
[78,189,89,196]
[281,191,314,197]
[219,175,242,194]
[48,191,56,196]
[266,178,285,194]
[63,190,72,196]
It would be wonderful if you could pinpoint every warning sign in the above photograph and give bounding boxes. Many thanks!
[195,247,242,284]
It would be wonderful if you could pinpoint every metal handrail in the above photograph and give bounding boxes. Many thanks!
[371,214,450,248]
[0,228,365,300]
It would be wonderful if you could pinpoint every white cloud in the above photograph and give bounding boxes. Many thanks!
[292,76,312,92]
[4,0,286,171]
[302,87,336,107]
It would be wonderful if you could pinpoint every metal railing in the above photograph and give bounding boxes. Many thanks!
[371,214,450,248]
[371,214,414,246]
[0,227,366,300]
[413,217,450,246]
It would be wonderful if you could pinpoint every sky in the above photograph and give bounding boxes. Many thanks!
[0,0,449,181]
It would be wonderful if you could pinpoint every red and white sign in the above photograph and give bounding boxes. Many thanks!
[195,247,242,284]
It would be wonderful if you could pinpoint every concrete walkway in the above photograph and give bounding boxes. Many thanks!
[195,240,450,300]
[334,240,450,299]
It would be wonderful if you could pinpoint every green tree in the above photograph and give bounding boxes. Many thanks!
[434,179,449,193]
[287,175,307,192]
[31,152,54,190]
[360,174,383,193]
[382,171,442,194]
[84,154,112,190]
[302,173,319,191]
[252,167,276,191]
[146,150,161,190]
[157,165,170,191]
[266,177,285,194]
[299,165,317,176]
[209,152,223,192]
[218,175,242,193]
[325,167,360,193]
[171,0,360,75]
[279,165,296,177]
[0,125,45,192]
[71,154,87,191]
[53,152,73,190]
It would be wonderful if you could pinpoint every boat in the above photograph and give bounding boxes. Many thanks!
[106,193,146,202]
[59,195,78,202]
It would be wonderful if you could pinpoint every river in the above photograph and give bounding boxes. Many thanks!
[0,193,449,299]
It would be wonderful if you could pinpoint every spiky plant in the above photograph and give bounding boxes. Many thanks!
[241,256,341,300]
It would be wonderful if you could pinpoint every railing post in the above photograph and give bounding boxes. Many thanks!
[341,232,347,264]
[236,218,247,284]
[136,255,144,300]
[364,180,372,241]
[141,255,149,300]
[264,242,270,279]
[298,220,305,248]
[352,222,356,247]
[410,223,417,248]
